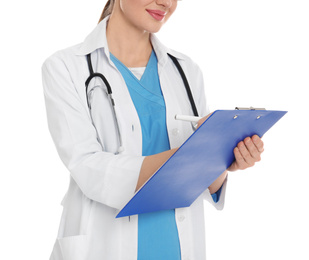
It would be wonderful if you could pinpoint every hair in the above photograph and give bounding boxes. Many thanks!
[98,0,115,24]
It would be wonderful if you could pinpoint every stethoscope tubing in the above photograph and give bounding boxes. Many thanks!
[85,52,198,154]
[85,53,124,153]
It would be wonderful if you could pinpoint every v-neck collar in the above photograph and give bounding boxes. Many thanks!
[110,50,165,106]
[110,50,155,83]
[139,51,155,83]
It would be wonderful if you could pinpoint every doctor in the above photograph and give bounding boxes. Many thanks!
[42,0,264,259]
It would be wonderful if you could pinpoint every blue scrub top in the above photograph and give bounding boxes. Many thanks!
[110,50,222,259]
[110,50,181,260]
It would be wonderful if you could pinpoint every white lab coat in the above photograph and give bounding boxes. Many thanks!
[42,16,227,260]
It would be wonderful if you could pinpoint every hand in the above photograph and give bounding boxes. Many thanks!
[227,135,264,172]
[196,113,213,129]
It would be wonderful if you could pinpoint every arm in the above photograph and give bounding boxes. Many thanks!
[136,129,264,194]
[135,142,228,197]
[42,55,144,210]
[136,148,178,190]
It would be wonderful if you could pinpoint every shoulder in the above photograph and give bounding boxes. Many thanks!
[151,34,202,74]
[167,47,204,79]
[42,43,83,69]
[167,48,194,63]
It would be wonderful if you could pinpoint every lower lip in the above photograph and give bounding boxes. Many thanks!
[146,10,165,21]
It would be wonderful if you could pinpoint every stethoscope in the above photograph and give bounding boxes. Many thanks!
[85,52,199,154]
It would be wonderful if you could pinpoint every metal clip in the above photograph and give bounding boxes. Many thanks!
[235,106,266,110]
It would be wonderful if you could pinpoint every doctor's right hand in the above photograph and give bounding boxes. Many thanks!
[196,113,213,129]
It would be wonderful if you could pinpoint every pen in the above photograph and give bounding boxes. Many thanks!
[175,114,203,122]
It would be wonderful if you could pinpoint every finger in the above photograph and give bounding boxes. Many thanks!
[244,137,261,161]
[229,147,243,171]
[237,141,255,167]
[234,145,250,170]
[252,135,264,153]
[234,146,245,162]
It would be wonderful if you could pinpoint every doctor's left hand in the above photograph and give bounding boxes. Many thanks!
[196,114,264,172]
[227,135,264,172]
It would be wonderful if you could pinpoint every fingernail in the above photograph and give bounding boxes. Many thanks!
[252,135,259,142]
[245,138,251,144]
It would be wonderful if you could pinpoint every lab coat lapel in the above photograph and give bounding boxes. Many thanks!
[152,39,195,148]
[97,49,143,156]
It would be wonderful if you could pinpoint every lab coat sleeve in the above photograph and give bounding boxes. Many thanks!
[203,177,228,210]
[191,62,228,210]
[42,54,144,210]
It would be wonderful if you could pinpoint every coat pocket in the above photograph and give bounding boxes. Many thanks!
[51,235,89,260]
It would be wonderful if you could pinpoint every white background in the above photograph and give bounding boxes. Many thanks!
[1,0,308,259]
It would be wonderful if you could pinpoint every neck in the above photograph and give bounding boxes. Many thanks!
[106,11,153,67]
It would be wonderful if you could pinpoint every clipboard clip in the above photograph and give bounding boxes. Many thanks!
[235,106,266,110]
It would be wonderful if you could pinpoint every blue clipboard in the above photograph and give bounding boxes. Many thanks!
[116,109,287,218]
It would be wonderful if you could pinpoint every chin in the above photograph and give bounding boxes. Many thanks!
[147,27,162,34]
[143,22,165,34]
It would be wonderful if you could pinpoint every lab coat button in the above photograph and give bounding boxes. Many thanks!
[178,215,185,222]
[172,128,179,136]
